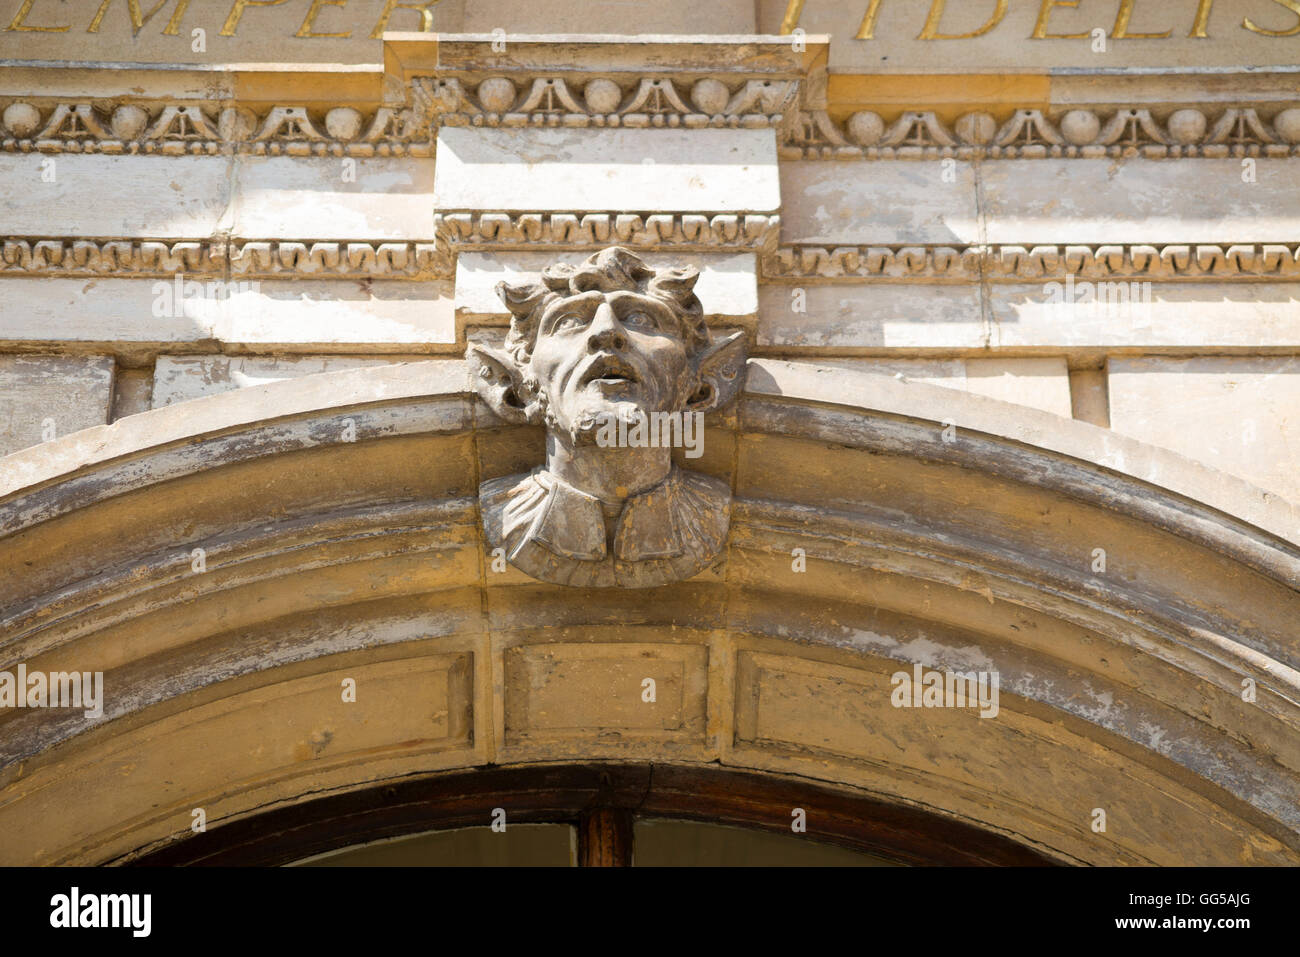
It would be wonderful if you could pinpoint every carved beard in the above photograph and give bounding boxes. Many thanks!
[549,398,644,446]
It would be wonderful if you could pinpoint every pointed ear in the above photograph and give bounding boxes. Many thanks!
[686,330,748,414]
[467,342,533,424]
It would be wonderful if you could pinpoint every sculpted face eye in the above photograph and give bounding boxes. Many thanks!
[621,310,657,330]
[551,312,587,333]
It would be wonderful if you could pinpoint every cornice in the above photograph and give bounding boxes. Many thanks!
[786,105,1300,159]
[4,237,1296,283]
[415,74,796,130]
[763,243,1300,282]
[0,101,430,156]
[3,96,1296,160]
[433,212,782,254]
[0,239,447,280]
[2,30,1297,160]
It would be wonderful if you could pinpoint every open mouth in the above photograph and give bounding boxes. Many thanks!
[579,355,639,387]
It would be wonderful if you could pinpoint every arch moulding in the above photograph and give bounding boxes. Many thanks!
[1,359,1297,866]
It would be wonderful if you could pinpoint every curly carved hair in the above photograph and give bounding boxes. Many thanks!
[494,246,709,370]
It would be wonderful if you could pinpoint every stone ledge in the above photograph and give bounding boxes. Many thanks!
[432,126,779,213]
[0,239,447,280]
[764,243,1300,281]
[435,212,781,254]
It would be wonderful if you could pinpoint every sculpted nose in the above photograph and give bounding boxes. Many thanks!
[586,302,626,352]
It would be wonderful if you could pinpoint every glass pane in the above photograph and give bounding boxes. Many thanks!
[632,819,900,866]
[288,824,576,867]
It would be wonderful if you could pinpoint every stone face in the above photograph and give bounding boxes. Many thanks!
[468,247,748,587]
[0,355,114,456]
[433,127,780,213]
[1108,357,1300,502]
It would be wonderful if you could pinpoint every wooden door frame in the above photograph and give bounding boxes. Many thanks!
[124,763,1057,866]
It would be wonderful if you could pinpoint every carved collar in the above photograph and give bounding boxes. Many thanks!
[480,465,731,588]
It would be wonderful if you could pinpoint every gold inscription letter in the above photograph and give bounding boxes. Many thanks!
[919,0,1008,40]
[778,0,804,35]
[6,0,70,31]
[369,0,440,38]
[220,0,287,37]
[1189,0,1214,37]
[88,0,191,36]
[854,0,884,39]
[1244,0,1300,36]
[297,0,350,37]
[1031,0,1090,38]
[1112,0,1171,38]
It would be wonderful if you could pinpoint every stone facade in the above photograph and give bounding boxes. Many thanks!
[0,1,1298,866]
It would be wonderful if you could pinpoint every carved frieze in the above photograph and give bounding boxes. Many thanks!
[434,213,781,255]
[763,243,1300,281]
[0,100,430,157]
[786,106,1300,160]
[415,75,797,129]
[4,238,1294,283]
[0,240,447,280]
[4,95,1295,160]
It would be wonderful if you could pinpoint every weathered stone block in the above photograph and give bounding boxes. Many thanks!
[779,160,980,245]
[0,355,114,456]
[965,357,1072,418]
[791,357,1072,418]
[504,641,707,744]
[1108,356,1300,503]
[152,355,439,407]
[758,284,985,348]
[0,278,458,349]
[981,160,1300,245]
[434,127,779,212]
[0,155,233,238]
[232,157,438,240]
[988,283,1300,349]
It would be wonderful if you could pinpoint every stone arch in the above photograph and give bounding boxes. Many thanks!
[1,360,1297,865]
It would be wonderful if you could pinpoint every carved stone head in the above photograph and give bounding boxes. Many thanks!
[467,247,748,588]
[468,246,746,437]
